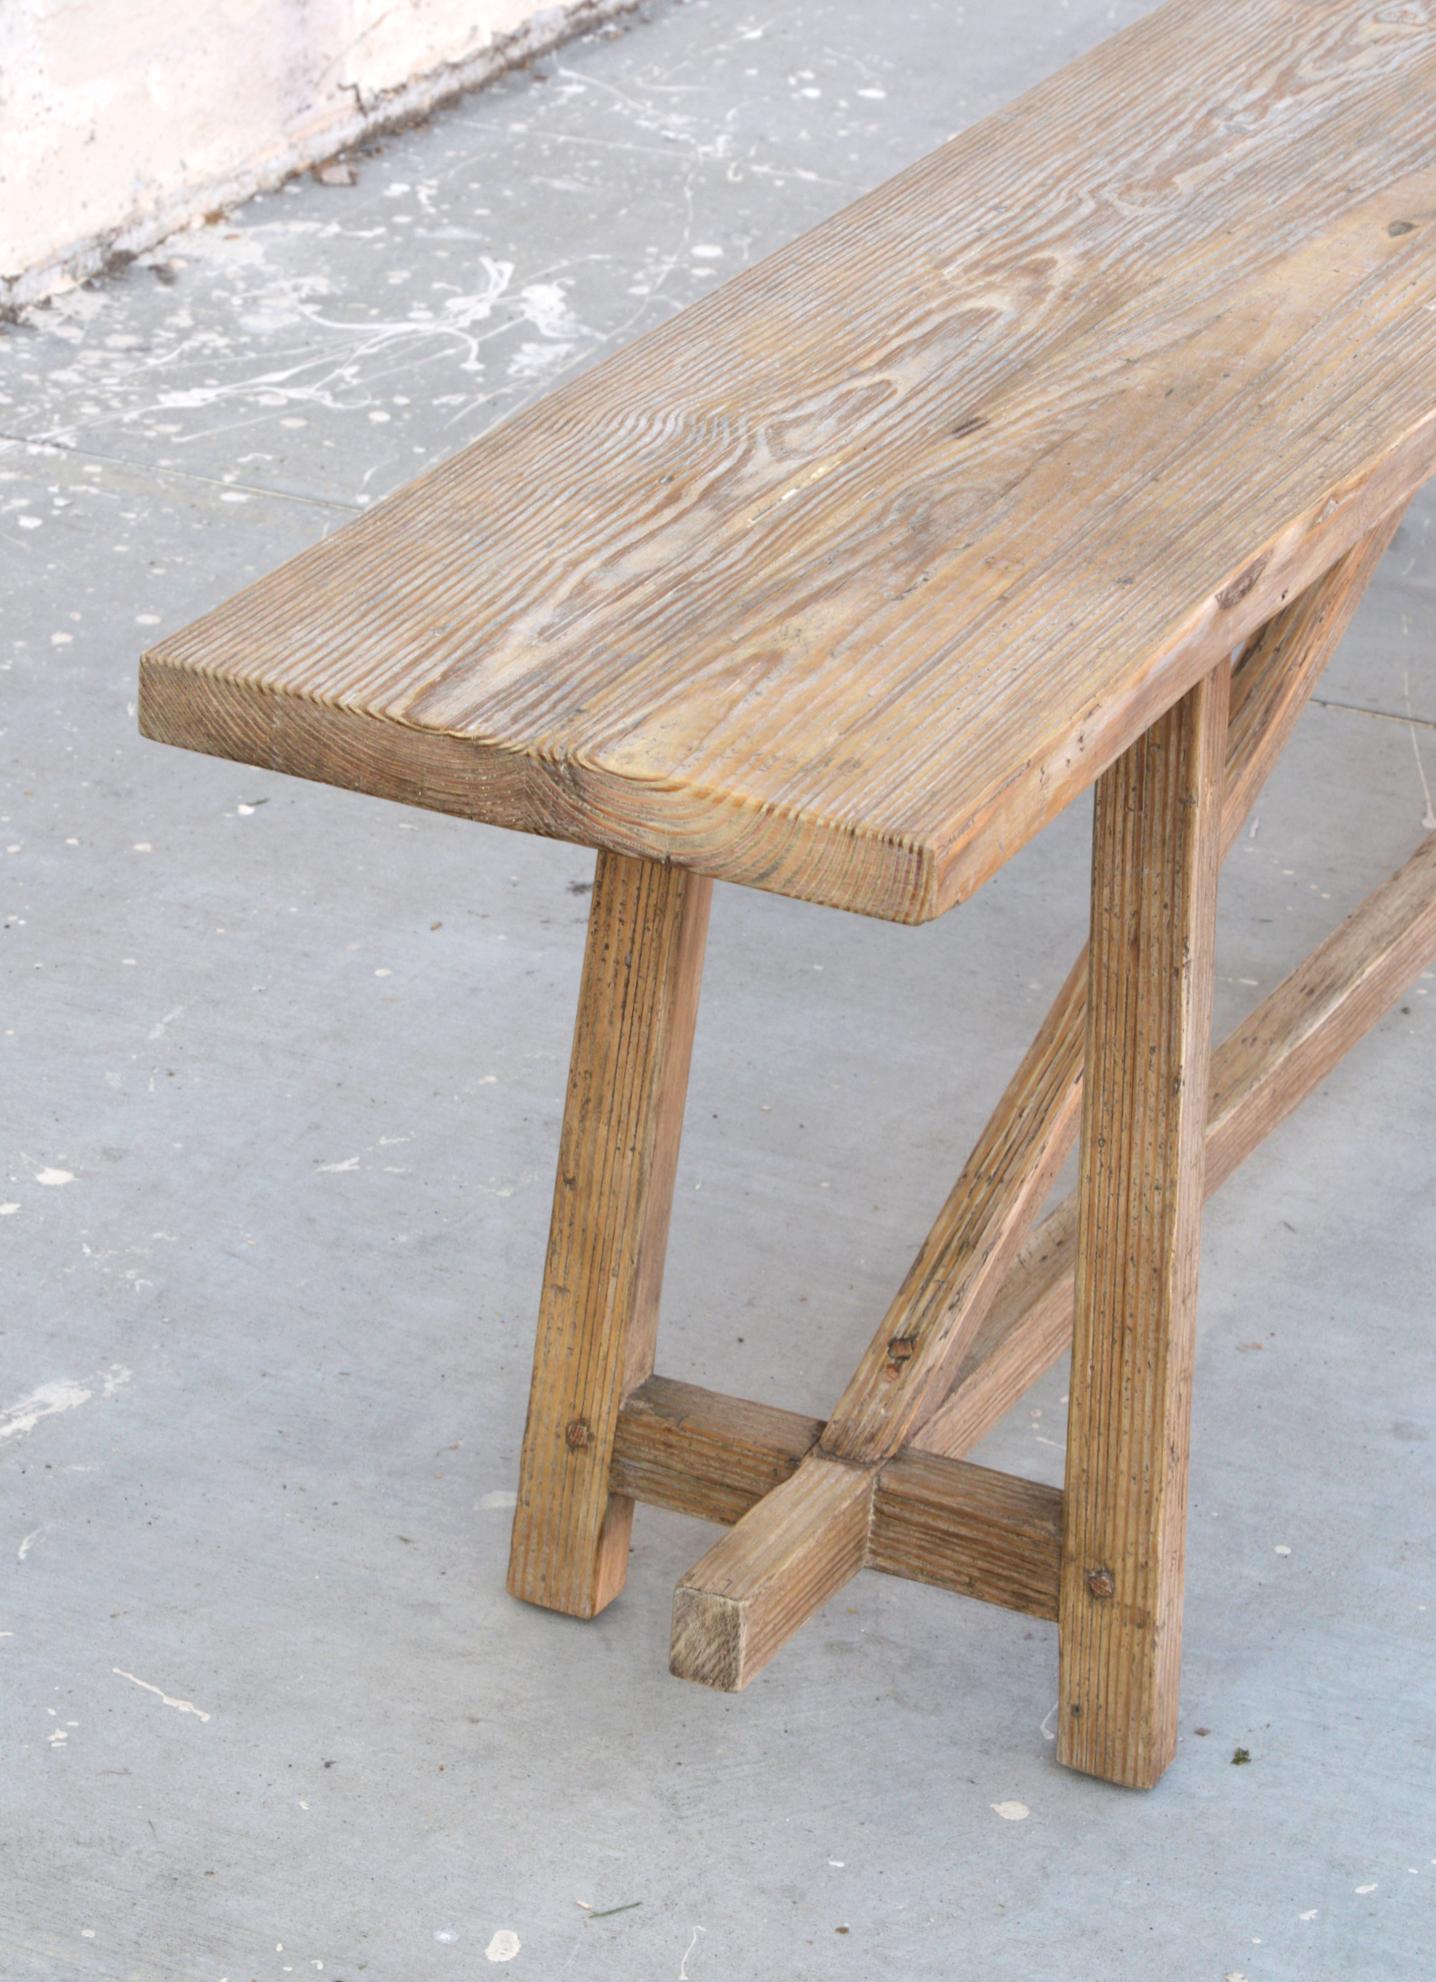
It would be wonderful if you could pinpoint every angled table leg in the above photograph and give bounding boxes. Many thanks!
[508,850,711,1619]
[1058,661,1229,1789]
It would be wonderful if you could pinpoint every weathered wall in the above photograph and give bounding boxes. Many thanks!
[0,0,637,312]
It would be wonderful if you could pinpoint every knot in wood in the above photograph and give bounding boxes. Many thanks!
[564,1417,592,1451]
[884,1335,918,1376]
[1085,1566,1116,1600]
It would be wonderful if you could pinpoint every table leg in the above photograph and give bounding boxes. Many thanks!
[1058,661,1229,1788]
[507,851,711,1619]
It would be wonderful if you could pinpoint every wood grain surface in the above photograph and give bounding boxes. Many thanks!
[670,1454,874,1690]
[614,1381,1062,1668]
[141,0,1436,921]
[1057,663,1229,1788]
[507,852,710,1618]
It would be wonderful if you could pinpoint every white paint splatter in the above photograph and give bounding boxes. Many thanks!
[991,1800,1030,1822]
[1039,1702,1059,1742]
[147,1006,184,1042]
[112,1668,211,1723]
[1355,1883,1378,1895]
[0,1203,18,1216]
[517,282,580,340]
[1299,1909,1318,1921]
[18,1527,42,1561]
[484,1929,521,1962]
[1,1379,91,1443]
[508,339,575,382]
[1273,1543,1292,1556]
[131,257,519,439]
[479,1489,517,1511]
[34,1167,74,1187]
[316,1156,360,1173]
[678,1926,704,1979]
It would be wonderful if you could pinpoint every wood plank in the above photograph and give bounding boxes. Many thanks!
[1057,662,1229,1789]
[140,1,1436,922]
[869,1451,1061,1622]
[669,1455,874,1691]
[615,1379,1062,1640]
[611,1374,819,1529]
[507,852,710,1619]
[917,828,1436,1462]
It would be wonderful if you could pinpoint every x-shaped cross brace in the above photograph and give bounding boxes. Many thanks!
[507,511,1436,1789]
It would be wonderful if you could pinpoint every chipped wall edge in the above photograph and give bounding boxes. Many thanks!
[1,0,643,318]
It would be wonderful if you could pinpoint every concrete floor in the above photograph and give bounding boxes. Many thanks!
[3,2,1435,1977]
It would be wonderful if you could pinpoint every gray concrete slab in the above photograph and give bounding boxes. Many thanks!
[2,4,1435,1979]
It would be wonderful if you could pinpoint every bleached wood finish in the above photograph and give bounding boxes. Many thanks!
[676,533,1398,1683]
[507,852,710,1619]
[139,0,1436,923]
[670,1455,874,1691]
[867,1451,1061,1621]
[617,1379,1062,1634]
[917,828,1436,1462]
[611,1375,819,1529]
[1058,665,1229,1788]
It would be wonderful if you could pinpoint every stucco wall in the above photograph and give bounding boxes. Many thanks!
[0,0,637,311]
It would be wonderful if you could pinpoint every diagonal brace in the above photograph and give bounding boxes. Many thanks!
[648,827,1436,1684]
[667,514,1407,1690]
